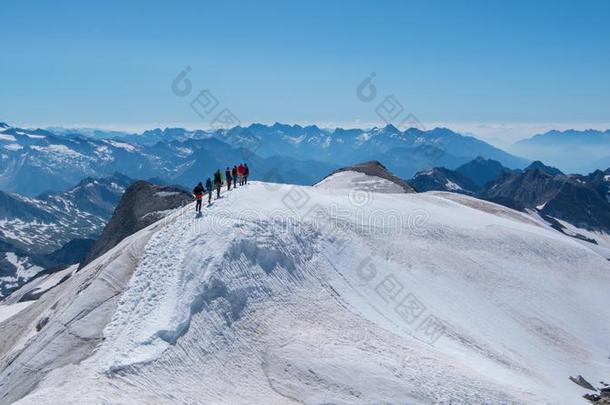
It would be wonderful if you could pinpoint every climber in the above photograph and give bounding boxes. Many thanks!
[205,177,213,204]
[225,167,233,191]
[238,163,245,186]
[232,165,238,188]
[193,182,204,213]
[214,169,222,198]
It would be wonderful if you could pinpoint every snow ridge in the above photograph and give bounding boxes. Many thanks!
[96,191,321,373]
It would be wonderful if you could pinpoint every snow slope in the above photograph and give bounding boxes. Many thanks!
[1,181,610,404]
[315,170,406,193]
[0,301,34,324]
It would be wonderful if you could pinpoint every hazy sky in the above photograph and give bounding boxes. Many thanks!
[2,0,610,145]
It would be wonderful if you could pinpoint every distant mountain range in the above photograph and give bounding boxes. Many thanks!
[222,123,528,171]
[510,129,610,174]
[1,121,529,197]
[0,173,133,298]
[0,172,132,254]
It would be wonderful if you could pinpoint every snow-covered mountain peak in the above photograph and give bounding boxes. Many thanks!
[1,181,609,404]
[316,161,416,193]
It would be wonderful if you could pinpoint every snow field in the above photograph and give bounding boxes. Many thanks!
[3,178,610,404]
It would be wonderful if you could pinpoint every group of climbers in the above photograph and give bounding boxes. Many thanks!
[224,163,250,191]
[192,163,249,213]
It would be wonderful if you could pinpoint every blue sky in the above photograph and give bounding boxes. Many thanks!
[1,0,610,143]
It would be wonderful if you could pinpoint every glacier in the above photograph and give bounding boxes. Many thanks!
[1,176,610,404]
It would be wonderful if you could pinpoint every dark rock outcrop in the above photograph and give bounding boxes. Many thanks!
[525,160,564,176]
[80,181,192,268]
[481,168,563,211]
[570,375,597,391]
[576,169,610,202]
[570,373,610,404]
[407,157,610,235]
[483,168,610,232]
